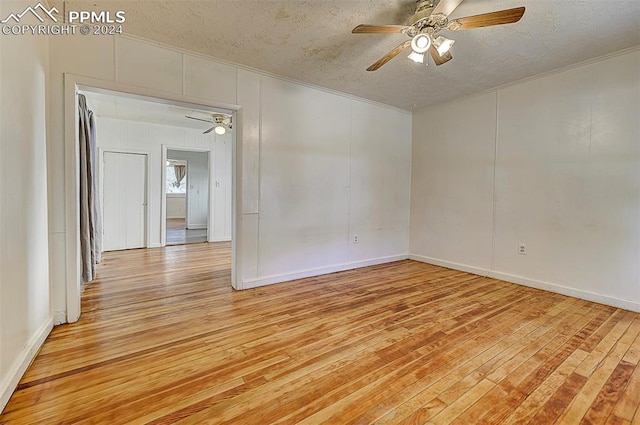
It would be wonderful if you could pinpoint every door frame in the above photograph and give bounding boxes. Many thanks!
[64,73,241,323]
[161,146,213,246]
[98,148,152,251]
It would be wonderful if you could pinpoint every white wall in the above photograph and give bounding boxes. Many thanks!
[410,49,640,312]
[254,77,412,283]
[96,117,232,245]
[48,34,412,318]
[0,0,53,411]
[167,149,210,229]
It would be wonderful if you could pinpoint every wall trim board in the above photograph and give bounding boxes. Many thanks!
[53,311,66,326]
[0,318,53,413]
[409,255,640,313]
[487,271,640,313]
[115,34,411,116]
[242,254,410,290]
[408,254,490,278]
[166,215,185,219]
[186,224,207,230]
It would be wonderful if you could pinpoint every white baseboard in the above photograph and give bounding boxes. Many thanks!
[1,317,53,413]
[408,254,640,313]
[186,224,207,230]
[53,310,66,325]
[148,243,163,248]
[208,238,231,243]
[408,254,490,277]
[166,215,185,219]
[487,270,640,313]
[242,254,409,290]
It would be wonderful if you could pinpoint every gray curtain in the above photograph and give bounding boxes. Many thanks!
[79,94,101,282]
[89,109,102,265]
[173,164,186,188]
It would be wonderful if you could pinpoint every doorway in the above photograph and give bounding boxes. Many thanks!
[165,150,209,245]
[102,151,148,251]
[65,77,239,323]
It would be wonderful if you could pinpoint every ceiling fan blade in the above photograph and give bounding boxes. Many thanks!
[203,126,215,134]
[429,45,453,66]
[352,24,407,34]
[449,7,525,30]
[186,115,214,123]
[366,40,412,71]
[432,0,464,18]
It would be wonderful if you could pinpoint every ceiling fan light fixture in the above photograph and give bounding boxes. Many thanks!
[214,125,226,135]
[407,50,425,63]
[433,35,455,56]
[410,33,431,54]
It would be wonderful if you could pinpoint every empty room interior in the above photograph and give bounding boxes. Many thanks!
[0,0,639,423]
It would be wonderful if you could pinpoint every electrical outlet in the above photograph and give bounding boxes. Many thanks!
[353,235,358,244]
[518,244,527,255]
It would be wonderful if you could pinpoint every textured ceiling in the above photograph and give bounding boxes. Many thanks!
[56,0,640,110]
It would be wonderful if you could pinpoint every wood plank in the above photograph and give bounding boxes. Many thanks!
[583,361,636,424]
[557,356,628,424]
[575,311,636,377]
[427,379,495,424]
[530,371,588,423]
[500,348,588,424]
[611,363,640,422]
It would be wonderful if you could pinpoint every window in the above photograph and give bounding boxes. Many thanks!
[166,161,186,193]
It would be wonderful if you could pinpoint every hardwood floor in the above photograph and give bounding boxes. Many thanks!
[166,218,207,245]
[2,243,639,424]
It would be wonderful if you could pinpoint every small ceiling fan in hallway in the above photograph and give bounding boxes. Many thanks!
[185,113,232,135]
[352,0,525,71]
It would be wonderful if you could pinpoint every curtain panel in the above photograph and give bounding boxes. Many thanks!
[78,94,102,282]
[173,164,186,188]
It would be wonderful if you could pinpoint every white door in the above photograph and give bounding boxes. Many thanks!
[103,152,147,251]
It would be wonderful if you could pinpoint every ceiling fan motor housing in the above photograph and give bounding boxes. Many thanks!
[407,0,436,26]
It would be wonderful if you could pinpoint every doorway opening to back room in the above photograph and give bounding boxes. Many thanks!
[76,86,235,313]
[165,150,209,245]
[62,73,240,324]
[81,89,233,251]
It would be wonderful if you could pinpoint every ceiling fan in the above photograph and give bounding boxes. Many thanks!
[185,113,232,135]
[352,0,525,71]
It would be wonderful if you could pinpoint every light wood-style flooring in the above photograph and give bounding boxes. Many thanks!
[1,243,639,424]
